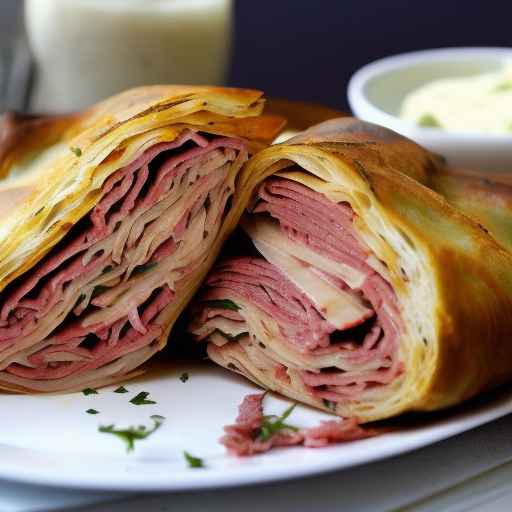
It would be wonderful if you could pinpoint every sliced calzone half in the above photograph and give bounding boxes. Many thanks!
[189,118,512,423]
[0,85,283,392]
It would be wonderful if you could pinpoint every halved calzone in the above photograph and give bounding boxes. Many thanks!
[190,118,512,422]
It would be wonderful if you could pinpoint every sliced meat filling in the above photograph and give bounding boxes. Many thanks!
[190,177,403,409]
[0,130,247,390]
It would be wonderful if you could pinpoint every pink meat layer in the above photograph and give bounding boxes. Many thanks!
[254,179,370,271]
[221,393,374,456]
[0,130,246,380]
[206,257,334,351]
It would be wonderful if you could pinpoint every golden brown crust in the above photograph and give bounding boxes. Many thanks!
[429,167,512,252]
[360,163,512,410]
[286,117,444,184]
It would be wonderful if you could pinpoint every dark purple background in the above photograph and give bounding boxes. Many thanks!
[229,0,510,109]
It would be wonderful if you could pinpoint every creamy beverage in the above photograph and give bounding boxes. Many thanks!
[25,0,232,112]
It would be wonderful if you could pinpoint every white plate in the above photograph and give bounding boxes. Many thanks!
[1,360,512,492]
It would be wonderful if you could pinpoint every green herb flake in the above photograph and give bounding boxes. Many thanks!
[494,81,512,93]
[258,403,299,442]
[418,113,442,128]
[130,391,156,406]
[70,146,82,157]
[99,415,165,453]
[82,388,98,396]
[114,385,128,394]
[179,372,189,383]
[102,265,113,275]
[203,299,240,311]
[86,409,99,415]
[184,451,204,468]
[91,285,110,299]
[322,399,336,411]
[132,262,158,275]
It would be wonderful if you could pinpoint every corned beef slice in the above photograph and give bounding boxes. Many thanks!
[0,130,247,390]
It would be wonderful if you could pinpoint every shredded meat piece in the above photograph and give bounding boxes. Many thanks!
[221,392,375,457]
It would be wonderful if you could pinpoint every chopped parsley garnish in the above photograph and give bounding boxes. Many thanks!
[322,399,336,411]
[130,391,156,405]
[114,385,128,394]
[180,372,189,383]
[82,388,98,396]
[86,409,99,415]
[102,265,113,274]
[99,415,165,453]
[494,81,512,92]
[203,299,240,311]
[258,404,299,442]
[132,262,158,275]
[184,451,204,468]
[418,113,442,128]
[70,146,82,157]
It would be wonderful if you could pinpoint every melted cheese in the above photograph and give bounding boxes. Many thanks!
[243,217,367,288]
[245,217,373,329]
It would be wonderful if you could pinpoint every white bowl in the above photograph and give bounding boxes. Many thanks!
[348,47,512,172]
